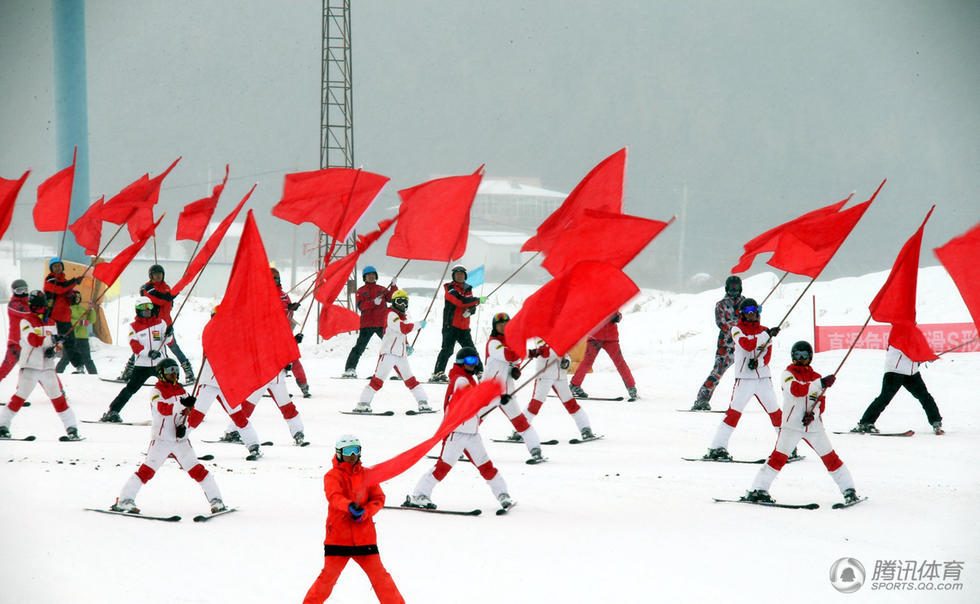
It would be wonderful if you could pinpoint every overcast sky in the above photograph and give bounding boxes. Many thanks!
[1,1,977,290]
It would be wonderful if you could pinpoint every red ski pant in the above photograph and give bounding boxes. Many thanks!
[303,554,404,604]
[0,344,19,382]
[571,339,635,388]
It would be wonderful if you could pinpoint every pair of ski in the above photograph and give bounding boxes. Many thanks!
[832,430,915,437]
[1,435,86,442]
[81,419,152,426]
[490,435,605,446]
[548,394,624,402]
[713,497,868,510]
[339,409,438,417]
[683,455,806,465]
[85,507,238,522]
[386,500,516,516]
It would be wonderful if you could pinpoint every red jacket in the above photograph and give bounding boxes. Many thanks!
[356,282,397,329]
[441,281,479,330]
[141,280,175,325]
[322,456,385,549]
[44,271,79,322]
[6,294,30,346]
[589,312,622,342]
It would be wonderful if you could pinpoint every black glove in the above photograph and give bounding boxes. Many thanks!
[175,425,186,438]
[288,302,301,312]
[164,325,173,337]
[43,347,56,358]
[51,334,65,344]
[180,396,196,408]
[510,367,521,379]
[610,313,621,323]
[285,363,293,372]
[747,358,758,370]
[820,374,836,388]
[766,326,780,337]
[500,394,512,405]
[72,276,83,285]
[294,333,304,344]
[148,350,162,360]
[802,411,815,427]
[560,357,571,370]
[527,348,540,359]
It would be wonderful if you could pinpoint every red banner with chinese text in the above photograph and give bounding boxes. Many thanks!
[814,323,978,354]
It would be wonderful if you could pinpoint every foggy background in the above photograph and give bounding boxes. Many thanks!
[1,0,977,291]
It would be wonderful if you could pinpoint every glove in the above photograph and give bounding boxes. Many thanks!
[44,347,56,358]
[766,326,780,337]
[288,302,301,312]
[610,313,621,323]
[72,276,83,285]
[802,411,815,427]
[148,350,162,360]
[821,374,836,388]
[285,363,293,372]
[180,396,196,408]
[165,325,173,337]
[175,425,187,438]
[418,320,427,329]
[373,296,383,305]
[478,296,487,304]
[500,394,512,405]
[527,348,540,359]
[348,503,365,522]
[51,334,65,344]
[294,333,304,344]
[510,367,521,379]
[560,357,571,370]
[747,358,758,370]
[406,345,414,356]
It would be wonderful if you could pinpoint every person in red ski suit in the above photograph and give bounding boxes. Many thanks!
[343,266,397,378]
[429,265,482,382]
[43,257,82,338]
[569,311,637,401]
[271,268,310,397]
[0,279,31,381]
[303,435,404,604]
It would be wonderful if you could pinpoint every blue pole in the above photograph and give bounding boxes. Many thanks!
[52,0,90,263]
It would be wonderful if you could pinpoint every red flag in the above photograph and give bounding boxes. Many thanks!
[273,167,389,241]
[361,379,504,489]
[522,148,626,253]
[314,217,398,305]
[0,170,30,241]
[887,322,938,363]
[171,185,253,296]
[386,170,482,261]
[34,148,76,232]
[92,215,163,288]
[177,165,228,242]
[202,211,299,405]
[934,221,980,330]
[505,261,639,359]
[317,304,361,340]
[731,195,852,274]
[541,209,673,277]
[68,196,104,256]
[102,158,180,241]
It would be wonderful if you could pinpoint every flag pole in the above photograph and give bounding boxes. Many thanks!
[749,275,817,362]
[410,260,452,348]
[486,251,540,299]
[937,337,978,357]
[832,314,872,376]
[760,272,788,305]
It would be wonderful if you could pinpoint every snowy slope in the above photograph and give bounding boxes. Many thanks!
[0,267,978,603]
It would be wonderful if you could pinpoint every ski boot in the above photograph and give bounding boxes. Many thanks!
[627,386,638,402]
[703,447,733,461]
[505,430,524,443]
[931,421,944,435]
[64,426,81,441]
[341,368,357,378]
[117,357,134,382]
[111,498,139,513]
[0,425,10,439]
[690,400,712,411]
[529,447,545,463]
[497,492,514,510]
[404,494,436,509]
[843,488,859,504]
[428,371,448,384]
[246,444,262,460]
[742,489,774,503]
[219,430,242,443]
[293,431,308,446]
[569,384,588,399]
[100,410,122,423]
[180,360,196,385]
[417,400,432,413]
[580,427,596,441]
[299,383,311,398]
[788,447,802,461]
[209,498,227,513]
[352,401,372,414]
[850,422,879,434]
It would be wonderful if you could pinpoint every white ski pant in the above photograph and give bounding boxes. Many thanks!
[360,353,426,404]
[225,376,304,438]
[751,427,855,494]
[413,431,507,501]
[119,438,221,504]
[0,368,76,431]
[527,377,591,432]
[193,383,260,448]
[710,377,781,449]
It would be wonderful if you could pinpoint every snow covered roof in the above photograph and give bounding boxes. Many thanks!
[477,179,566,198]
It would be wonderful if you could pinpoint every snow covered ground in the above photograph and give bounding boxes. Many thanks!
[1,266,978,603]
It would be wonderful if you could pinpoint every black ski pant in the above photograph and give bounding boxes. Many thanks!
[122,336,188,367]
[56,337,97,374]
[433,327,475,375]
[859,371,942,425]
[345,327,383,371]
[108,366,158,413]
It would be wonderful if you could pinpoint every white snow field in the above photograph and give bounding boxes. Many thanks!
[1,267,978,603]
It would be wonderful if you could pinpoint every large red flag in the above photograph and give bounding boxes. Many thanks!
[102,158,180,241]
[361,379,504,489]
[317,304,361,341]
[273,167,389,241]
[541,209,673,277]
[314,217,398,305]
[92,215,163,288]
[171,185,253,296]
[68,196,104,256]
[934,221,980,330]
[0,170,30,241]
[505,261,639,359]
[202,211,299,405]
[522,148,626,253]
[177,165,228,242]
[34,148,76,232]
[731,195,852,274]
[386,170,482,261]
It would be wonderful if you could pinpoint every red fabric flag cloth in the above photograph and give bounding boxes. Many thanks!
[34,148,76,232]
[92,215,163,288]
[541,209,673,277]
[386,171,483,261]
[0,170,30,241]
[102,158,180,241]
[887,322,938,362]
[361,379,504,489]
[68,196,104,256]
[522,148,626,253]
[273,167,389,241]
[202,210,299,405]
[934,221,980,330]
[869,206,935,325]
[171,185,254,296]
[177,165,228,242]
[318,304,361,340]
[313,217,398,305]
[505,261,639,359]
[731,195,852,274]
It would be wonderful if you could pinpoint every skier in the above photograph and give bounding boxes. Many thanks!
[100,297,171,422]
[480,313,545,461]
[525,338,596,441]
[271,267,311,398]
[0,290,81,440]
[569,311,638,401]
[0,279,31,382]
[429,265,483,383]
[703,298,785,461]
[235,364,309,446]
[405,348,515,511]
[55,291,98,374]
[109,358,226,514]
[302,435,404,604]
[353,290,429,414]
[691,275,745,410]
[190,350,264,459]
[43,257,83,339]
[743,341,859,505]
[342,265,397,378]
[852,336,943,435]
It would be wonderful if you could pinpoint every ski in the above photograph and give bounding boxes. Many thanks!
[198,454,215,461]
[201,440,274,446]
[713,498,819,510]
[193,507,238,522]
[59,436,86,442]
[339,410,395,417]
[525,456,548,465]
[82,419,152,426]
[85,508,181,522]
[0,435,37,441]
[683,455,805,465]
[832,497,868,509]
[99,378,152,387]
[550,394,624,401]
[676,409,725,413]
[387,504,481,516]
[496,501,517,516]
[0,401,30,407]
[569,435,605,444]
[832,430,914,437]
[491,438,559,445]
[426,454,471,463]
[405,409,438,416]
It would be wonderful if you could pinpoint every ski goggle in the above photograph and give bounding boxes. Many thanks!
[741,305,761,314]
[160,364,180,377]
[339,445,361,456]
[12,286,29,295]
[136,303,155,311]
[493,313,510,323]
[461,355,480,366]
[791,349,813,362]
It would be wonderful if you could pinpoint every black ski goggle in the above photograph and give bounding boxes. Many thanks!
[791,349,813,362]
[461,355,480,366]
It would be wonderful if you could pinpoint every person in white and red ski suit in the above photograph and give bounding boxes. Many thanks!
[353,290,429,413]
[743,340,859,505]
[271,268,311,398]
[692,275,745,410]
[342,265,397,378]
[569,311,637,401]
[429,265,482,382]
[229,366,308,446]
[0,290,80,441]
[101,297,171,422]
[704,298,784,461]
[405,348,515,512]
[853,338,943,435]
[525,337,595,441]
[0,279,31,382]
[110,358,225,514]
[190,355,265,459]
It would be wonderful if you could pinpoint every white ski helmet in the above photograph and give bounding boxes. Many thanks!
[335,434,361,456]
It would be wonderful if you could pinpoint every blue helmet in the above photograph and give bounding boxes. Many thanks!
[362,265,378,280]
[49,257,63,271]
